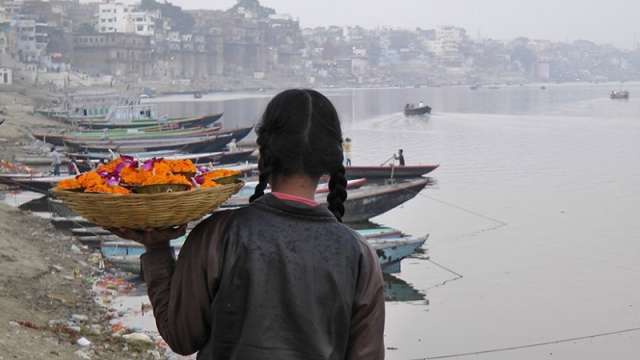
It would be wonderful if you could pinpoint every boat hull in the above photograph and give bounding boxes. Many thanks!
[346,165,439,179]
[342,179,429,223]
[78,113,222,130]
[404,105,432,116]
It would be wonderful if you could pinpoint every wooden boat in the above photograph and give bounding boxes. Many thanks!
[62,126,223,149]
[102,234,426,275]
[77,112,223,130]
[340,179,430,223]
[226,178,430,223]
[68,149,256,165]
[34,124,223,147]
[372,235,428,273]
[610,90,630,99]
[404,105,432,116]
[237,178,368,199]
[346,164,439,179]
[65,127,253,154]
[0,174,74,194]
[356,227,403,239]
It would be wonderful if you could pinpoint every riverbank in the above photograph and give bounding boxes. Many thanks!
[0,89,65,161]
[0,203,165,359]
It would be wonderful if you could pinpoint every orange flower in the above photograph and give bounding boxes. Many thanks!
[77,172,105,188]
[202,169,240,181]
[151,161,172,177]
[141,173,192,187]
[120,167,143,185]
[97,159,122,173]
[166,159,196,173]
[57,178,82,190]
[85,183,130,195]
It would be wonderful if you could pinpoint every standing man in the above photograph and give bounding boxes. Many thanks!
[395,149,405,166]
[50,148,62,176]
[343,137,353,166]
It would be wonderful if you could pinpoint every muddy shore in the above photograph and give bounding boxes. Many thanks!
[0,202,166,359]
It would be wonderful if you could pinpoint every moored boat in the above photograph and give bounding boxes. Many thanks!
[224,178,430,223]
[371,235,428,273]
[78,112,223,130]
[64,126,253,154]
[346,164,439,179]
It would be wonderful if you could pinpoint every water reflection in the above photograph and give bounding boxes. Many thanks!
[383,274,427,303]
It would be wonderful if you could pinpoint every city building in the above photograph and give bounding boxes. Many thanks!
[72,32,153,77]
[98,0,158,36]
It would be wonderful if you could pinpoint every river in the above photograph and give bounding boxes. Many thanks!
[144,83,640,359]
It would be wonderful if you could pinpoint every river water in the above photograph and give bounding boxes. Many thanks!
[145,83,640,359]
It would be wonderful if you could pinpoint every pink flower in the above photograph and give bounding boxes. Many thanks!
[193,174,205,185]
[106,176,120,186]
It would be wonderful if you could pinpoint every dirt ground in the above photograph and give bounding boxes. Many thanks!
[0,88,68,161]
[0,203,163,359]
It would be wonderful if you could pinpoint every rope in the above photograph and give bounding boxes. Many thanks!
[413,326,640,359]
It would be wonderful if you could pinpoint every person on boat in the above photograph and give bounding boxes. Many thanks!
[343,137,353,166]
[110,89,385,359]
[227,138,238,152]
[395,149,405,166]
[50,147,62,176]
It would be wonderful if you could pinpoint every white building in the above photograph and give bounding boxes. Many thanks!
[428,26,468,66]
[98,1,158,36]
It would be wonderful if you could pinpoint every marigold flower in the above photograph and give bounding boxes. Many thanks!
[56,178,82,190]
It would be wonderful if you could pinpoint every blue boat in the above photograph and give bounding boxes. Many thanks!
[102,234,427,275]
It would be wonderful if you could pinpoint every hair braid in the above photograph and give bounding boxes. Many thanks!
[250,146,273,203]
[327,164,348,221]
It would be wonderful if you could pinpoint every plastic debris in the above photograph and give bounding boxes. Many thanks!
[76,337,92,347]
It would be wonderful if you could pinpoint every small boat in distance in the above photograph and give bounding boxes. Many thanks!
[610,90,630,100]
[470,84,481,90]
[404,103,432,116]
[193,91,203,99]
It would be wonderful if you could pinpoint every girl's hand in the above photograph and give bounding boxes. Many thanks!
[108,225,187,249]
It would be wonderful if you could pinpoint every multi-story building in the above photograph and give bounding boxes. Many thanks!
[97,0,158,36]
[428,26,468,66]
[0,7,11,55]
[72,32,152,77]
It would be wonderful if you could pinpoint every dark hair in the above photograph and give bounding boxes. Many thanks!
[249,89,348,221]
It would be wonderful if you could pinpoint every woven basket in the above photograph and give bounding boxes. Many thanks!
[52,181,243,230]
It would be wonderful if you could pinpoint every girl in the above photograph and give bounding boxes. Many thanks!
[113,89,385,359]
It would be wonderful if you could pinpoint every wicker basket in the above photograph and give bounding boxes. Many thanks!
[52,181,243,230]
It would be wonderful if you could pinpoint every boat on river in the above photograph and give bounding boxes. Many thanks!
[33,123,223,147]
[64,126,253,154]
[610,90,630,99]
[67,149,256,165]
[62,126,223,148]
[404,104,432,116]
[0,174,74,194]
[101,233,427,275]
[346,164,439,179]
[225,178,430,224]
[78,111,223,130]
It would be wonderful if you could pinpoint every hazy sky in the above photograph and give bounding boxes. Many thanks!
[171,0,637,48]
